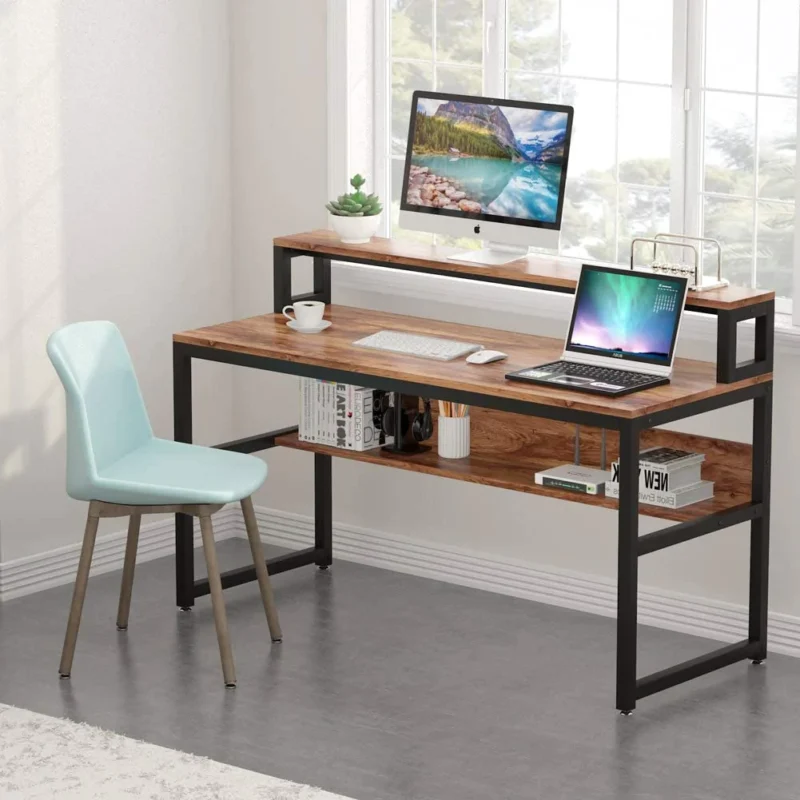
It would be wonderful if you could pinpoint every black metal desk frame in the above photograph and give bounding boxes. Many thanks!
[172,245,774,713]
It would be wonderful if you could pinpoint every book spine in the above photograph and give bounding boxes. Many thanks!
[309,379,315,442]
[325,382,334,446]
[316,381,323,443]
[605,482,714,508]
[610,461,700,493]
[334,382,347,449]
[299,378,306,441]
[346,383,355,448]
[606,482,676,508]
[539,476,599,495]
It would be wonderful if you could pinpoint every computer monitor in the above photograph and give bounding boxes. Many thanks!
[399,91,574,265]
[565,265,688,376]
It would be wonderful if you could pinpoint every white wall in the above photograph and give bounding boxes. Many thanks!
[229,0,329,498]
[0,0,234,561]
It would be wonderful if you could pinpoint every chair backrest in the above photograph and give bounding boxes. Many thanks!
[47,321,153,496]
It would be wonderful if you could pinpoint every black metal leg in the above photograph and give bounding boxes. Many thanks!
[716,300,775,383]
[616,421,640,714]
[314,453,333,568]
[314,256,332,304]
[273,245,293,313]
[749,385,772,661]
[173,343,195,609]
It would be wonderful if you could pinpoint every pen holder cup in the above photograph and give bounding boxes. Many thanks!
[437,415,470,459]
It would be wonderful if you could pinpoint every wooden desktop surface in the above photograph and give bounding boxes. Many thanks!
[274,230,775,312]
[174,305,771,420]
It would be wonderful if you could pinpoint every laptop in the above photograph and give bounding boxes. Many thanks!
[506,264,689,396]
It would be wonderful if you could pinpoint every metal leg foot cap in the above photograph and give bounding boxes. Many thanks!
[59,673,70,680]
[225,682,237,689]
[116,625,128,631]
[271,637,283,644]
[317,565,330,571]
[752,658,765,665]
[619,710,633,716]
[179,606,193,612]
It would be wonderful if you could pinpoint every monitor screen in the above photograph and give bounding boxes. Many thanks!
[566,266,688,367]
[400,91,573,230]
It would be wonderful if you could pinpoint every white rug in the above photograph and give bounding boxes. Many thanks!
[0,703,354,799]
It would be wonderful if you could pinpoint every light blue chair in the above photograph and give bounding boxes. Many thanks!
[47,321,281,687]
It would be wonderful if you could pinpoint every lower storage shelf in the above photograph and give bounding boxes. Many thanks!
[275,407,753,524]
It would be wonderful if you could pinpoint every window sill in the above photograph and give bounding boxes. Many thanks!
[333,260,800,355]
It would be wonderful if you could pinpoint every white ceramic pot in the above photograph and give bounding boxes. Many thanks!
[330,213,381,244]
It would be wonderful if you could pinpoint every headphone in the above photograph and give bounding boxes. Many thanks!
[381,394,433,443]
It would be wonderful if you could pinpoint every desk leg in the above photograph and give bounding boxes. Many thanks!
[616,421,640,714]
[315,454,333,569]
[274,245,293,312]
[173,343,195,609]
[314,256,332,304]
[749,385,772,662]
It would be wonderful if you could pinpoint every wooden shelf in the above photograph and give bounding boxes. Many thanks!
[274,230,775,312]
[175,306,771,421]
[275,407,753,523]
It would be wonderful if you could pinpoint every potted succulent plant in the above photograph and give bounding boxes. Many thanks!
[326,174,382,244]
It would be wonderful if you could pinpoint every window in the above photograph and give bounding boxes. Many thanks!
[370,0,799,313]
[691,0,798,302]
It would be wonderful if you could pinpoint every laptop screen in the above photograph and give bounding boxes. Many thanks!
[565,265,688,368]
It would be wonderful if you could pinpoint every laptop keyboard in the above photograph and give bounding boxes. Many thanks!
[534,361,660,388]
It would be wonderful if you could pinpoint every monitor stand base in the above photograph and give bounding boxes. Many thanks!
[447,242,530,266]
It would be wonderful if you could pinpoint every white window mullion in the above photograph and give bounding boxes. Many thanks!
[327,0,351,205]
[483,0,505,96]
[613,0,621,264]
[752,0,762,290]
[682,0,705,243]
[794,6,800,325]
[373,0,391,238]
[670,0,689,237]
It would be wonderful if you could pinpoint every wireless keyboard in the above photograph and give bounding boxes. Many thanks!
[352,330,482,361]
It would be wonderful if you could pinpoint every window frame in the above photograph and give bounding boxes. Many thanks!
[352,0,799,323]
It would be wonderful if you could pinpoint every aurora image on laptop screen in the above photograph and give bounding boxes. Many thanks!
[566,267,686,366]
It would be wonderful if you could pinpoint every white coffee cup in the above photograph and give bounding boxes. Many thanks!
[283,301,325,329]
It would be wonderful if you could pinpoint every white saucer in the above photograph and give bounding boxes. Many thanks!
[286,319,331,334]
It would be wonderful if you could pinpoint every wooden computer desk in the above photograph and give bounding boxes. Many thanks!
[172,232,774,713]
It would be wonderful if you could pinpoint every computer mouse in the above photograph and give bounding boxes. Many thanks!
[466,349,508,364]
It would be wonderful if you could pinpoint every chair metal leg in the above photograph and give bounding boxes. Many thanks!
[198,511,237,687]
[241,496,282,642]
[116,513,141,631]
[59,505,101,678]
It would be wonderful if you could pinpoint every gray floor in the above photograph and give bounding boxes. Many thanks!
[2,540,800,800]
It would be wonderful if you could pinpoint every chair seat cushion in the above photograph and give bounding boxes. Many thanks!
[89,439,268,505]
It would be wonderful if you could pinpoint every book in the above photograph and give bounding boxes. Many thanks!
[534,464,611,496]
[610,446,705,492]
[605,479,714,509]
[299,380,390,451]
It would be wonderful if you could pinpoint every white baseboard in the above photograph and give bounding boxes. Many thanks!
[4,504,800,660]
[231,505,800,659]
[0,509,240,602]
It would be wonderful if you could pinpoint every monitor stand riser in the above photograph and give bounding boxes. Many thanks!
[447,242,530,266]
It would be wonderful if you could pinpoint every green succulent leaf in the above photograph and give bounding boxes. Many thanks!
[328,175,380,216]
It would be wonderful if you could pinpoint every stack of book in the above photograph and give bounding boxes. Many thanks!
[298,378,392,451]
[606,446,713,509]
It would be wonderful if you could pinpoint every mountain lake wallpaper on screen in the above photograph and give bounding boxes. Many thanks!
[404,98,570,223]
